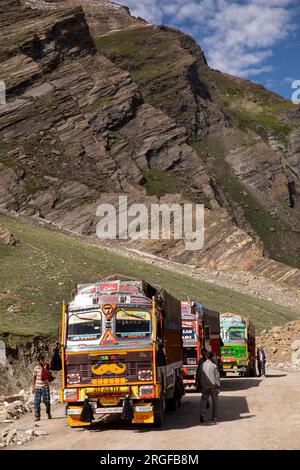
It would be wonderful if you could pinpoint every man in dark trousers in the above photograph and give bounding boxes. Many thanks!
[257,346,267,377]
[32,353,52,421]
[197,351,220,423]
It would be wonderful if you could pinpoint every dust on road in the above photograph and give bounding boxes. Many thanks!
[7,369,300,450]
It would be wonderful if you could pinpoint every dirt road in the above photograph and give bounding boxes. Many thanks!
[6,369,300,450]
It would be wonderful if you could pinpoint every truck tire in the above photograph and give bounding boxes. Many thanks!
[250,361,257,377]
[165,397,178,412]
[153,395,165,427]
[165,376,182,412]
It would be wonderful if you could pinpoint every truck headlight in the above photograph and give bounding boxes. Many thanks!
[239,360,247,366]
[63,388,78,402]
[138,370,153,381]
[139,385,156,399]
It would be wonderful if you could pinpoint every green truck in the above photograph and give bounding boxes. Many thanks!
[220,313,256,377]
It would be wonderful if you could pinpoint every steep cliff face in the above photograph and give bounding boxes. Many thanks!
[94,12,300,267]
[0,0,299,276]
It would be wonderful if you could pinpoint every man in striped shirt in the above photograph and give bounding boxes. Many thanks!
[32,353,52,421]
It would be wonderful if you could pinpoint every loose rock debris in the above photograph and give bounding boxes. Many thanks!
[0,426,49,448]
[0,388,59,447]
[258,320,300,368]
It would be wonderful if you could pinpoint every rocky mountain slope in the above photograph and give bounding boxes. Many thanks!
[258,321,300,368]
[0,0,300,286]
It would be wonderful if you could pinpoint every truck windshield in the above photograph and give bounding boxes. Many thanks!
[115,310,151,339]
[67,312,102,341]
[223,328,246,343]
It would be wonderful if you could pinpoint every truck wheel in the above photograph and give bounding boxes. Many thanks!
[165,376,182,412]
[165,397,178,412]
[153,396,165,427]
[250,363,256,377]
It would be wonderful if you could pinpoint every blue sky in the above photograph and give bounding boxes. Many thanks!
[121,0,300,99]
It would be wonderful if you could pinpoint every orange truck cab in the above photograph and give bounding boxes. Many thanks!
[60,276,184,427]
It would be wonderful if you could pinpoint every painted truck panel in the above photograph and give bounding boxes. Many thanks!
[181,301,221,390]
[220,313,256,376]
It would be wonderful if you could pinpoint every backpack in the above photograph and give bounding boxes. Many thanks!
[41,367,49,381]
[41,366,54,382]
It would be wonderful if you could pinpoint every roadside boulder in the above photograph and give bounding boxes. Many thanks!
[0,226,19,246]
[4,395,25,404]
[291,340,300,364]
[0,341,6,365]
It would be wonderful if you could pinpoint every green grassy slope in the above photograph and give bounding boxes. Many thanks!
[200,68,298,143]
[0,214,299,340]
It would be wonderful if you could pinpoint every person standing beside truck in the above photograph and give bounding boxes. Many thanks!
[32,353,52,421]
[198,351,220,423]
[257,346,267,377]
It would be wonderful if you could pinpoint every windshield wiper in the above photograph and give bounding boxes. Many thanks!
[118,307,148,320]
[68,313,101,322]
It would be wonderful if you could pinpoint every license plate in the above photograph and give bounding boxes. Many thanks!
[100,396,120,406]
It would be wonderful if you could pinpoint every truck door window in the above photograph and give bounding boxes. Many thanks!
[115,310,151,339]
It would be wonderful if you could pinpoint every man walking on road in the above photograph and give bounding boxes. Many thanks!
[197,351,220,423]
[32,353,52,421]
[257,346,267,377]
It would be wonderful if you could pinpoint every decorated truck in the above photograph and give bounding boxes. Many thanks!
[181,301,221,390]
[220,313,256,376]
[59,276,184,428]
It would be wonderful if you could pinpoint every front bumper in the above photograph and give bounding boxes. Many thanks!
[63,385,157,426]
[67,403,154,426]
[222,365,246,373]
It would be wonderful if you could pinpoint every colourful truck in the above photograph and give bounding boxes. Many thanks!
[181,301,221,390]
[220,313,256,377]
[60,276,184,427]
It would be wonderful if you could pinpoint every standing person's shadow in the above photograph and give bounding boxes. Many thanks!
[88,393,254,433]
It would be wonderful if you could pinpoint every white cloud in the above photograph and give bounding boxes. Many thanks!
[121,0,163,24]
[282,76,295,84]
[120,0,297,77]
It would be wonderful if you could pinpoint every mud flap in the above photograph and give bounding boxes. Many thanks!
[67,406,91,427]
